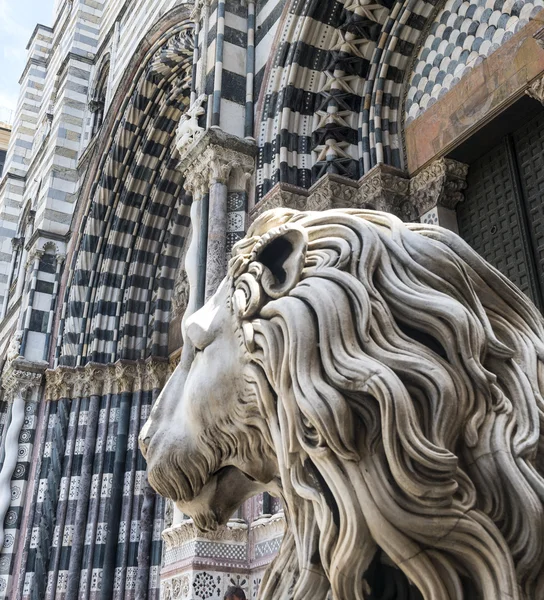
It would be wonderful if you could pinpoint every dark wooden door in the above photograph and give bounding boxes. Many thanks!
[457,110,544,311]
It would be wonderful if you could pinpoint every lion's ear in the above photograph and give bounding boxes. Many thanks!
[255,226,307,298]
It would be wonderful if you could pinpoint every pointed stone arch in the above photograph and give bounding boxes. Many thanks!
[56,10,195,367]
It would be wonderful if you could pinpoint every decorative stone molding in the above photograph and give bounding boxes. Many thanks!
[147,27,195,78]
[527,74,544,105]
[253,169,413,222]
[178,129,256,193]
[175,94,206,152]
[358,164,412,218]
[534,27,544,50]
[162,518,249,551]
[250,183,309,221]
[250,511,285,545]
[409,157,469,216]
[308,173,360,210]
[44,357,172,401]
[2,357,46,402]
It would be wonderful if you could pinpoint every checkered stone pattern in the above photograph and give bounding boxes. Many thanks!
[226,192,247,258]
[254,537,283,560]
[405,0,544,123]
[58,25,194,367]
[22,388,164,600]
[164,538,198,567]
[195,541,248,562]
[255,0,439,201]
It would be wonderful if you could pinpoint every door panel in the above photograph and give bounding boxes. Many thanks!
[457,141,534,298]
[513,110,544,304]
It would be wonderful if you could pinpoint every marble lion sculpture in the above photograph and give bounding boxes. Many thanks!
[141,208,544,600]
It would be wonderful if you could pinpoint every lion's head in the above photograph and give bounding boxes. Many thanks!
[141,208,544,600]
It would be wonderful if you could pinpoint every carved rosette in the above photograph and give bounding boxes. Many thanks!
[44,358,172,401]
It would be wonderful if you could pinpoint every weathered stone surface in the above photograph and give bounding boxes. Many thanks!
[142,208,544,600]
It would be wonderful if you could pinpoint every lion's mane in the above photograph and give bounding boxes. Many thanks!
[228,209,544,600]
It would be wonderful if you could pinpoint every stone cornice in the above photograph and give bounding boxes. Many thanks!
[45,357,172,401]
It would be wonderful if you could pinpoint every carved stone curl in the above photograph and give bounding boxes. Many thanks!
[143,207,544,600]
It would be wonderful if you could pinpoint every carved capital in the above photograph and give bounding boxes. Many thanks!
[409,158,468,216]
[183,168,208,198]
[45,358,172,401]
[27,248,44,266]
[203,145,255,186]
[162,518,248,552]
[527,74,544,106]
[358,165,413,220]
[2,358,46,402]
[179,129,257,196]
[251,183,309,222]
[308,174,359,211]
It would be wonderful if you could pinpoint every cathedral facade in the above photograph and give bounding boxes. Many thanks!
[0,0,542,598]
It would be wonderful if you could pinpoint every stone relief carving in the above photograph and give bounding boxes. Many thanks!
[409,157,468,216]
[172,267,189,320]
[527,74,544,106]
[175,94,206,152]
[45,358,172,401]
[142,208,544,599]
[6,330,22,363]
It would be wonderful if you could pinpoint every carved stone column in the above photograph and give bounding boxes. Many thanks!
[409,158,469,232]
[178,129,256,300]
[0,357,45,593]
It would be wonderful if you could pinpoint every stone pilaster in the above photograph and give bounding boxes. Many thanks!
[409,158,469,232]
